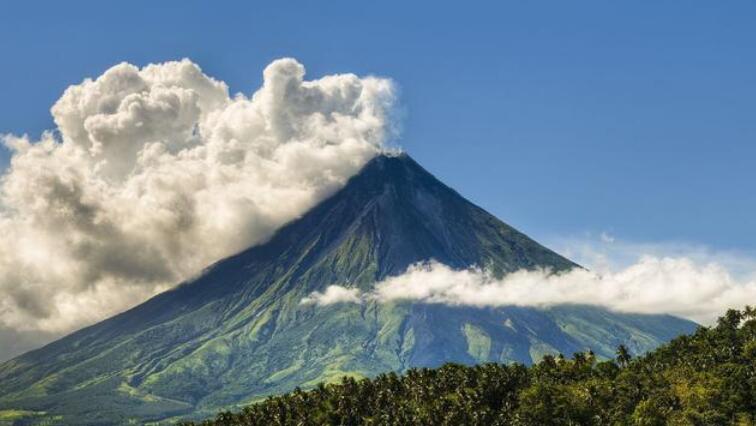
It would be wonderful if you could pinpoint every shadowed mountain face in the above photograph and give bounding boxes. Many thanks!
[0,154,697,425]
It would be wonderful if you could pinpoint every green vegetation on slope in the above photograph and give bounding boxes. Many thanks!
[0,155,698,424]
[183,308,756,426]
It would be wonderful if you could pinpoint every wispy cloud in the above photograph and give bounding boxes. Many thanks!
[547,232,756,279]
[303,237,756,325]
[300,285,363,306]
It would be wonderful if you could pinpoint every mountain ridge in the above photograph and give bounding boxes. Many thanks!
[0,153,696,425]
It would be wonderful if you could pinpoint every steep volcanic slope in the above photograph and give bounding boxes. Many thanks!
[0,154,697,424]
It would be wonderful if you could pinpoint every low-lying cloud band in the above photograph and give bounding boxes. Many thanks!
[302,257,756,324]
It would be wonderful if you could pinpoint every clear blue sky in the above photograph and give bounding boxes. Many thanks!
[1,1,754,251]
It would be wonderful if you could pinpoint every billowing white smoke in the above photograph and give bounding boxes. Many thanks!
[0,58,397,334]
[303,258,756,324]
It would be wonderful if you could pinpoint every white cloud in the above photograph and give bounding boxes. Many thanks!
[304,257,756,325]
[300,285,363,306]
[0,58,397,335]
[547,233,756,278]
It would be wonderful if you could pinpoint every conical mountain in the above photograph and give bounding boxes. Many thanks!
[0,154,696,424]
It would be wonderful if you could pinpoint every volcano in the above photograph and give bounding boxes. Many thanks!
[0,154,696,424]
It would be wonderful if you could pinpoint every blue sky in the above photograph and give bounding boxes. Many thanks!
[1,0,755,251]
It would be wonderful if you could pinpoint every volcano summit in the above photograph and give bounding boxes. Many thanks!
[0,154,696,424]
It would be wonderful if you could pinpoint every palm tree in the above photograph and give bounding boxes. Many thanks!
[616,344,632,368]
